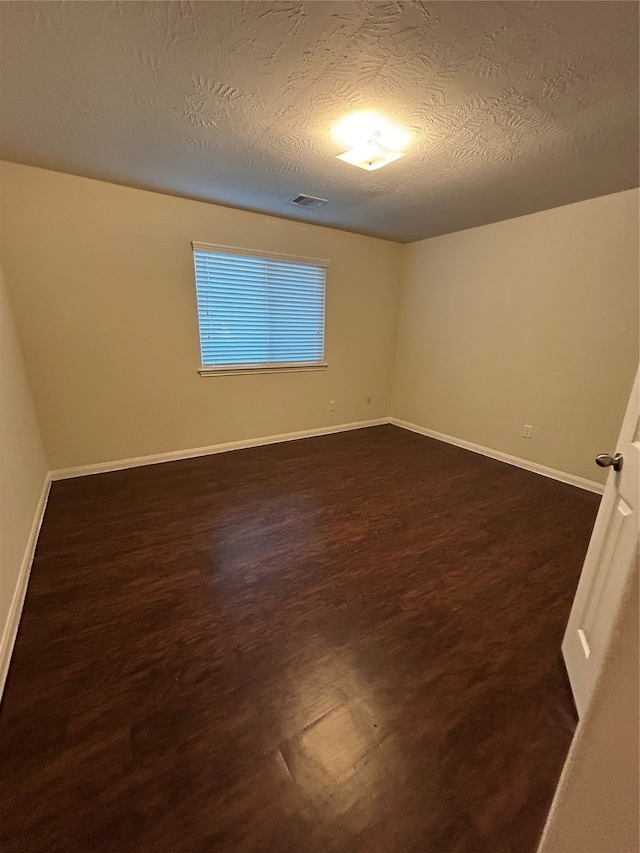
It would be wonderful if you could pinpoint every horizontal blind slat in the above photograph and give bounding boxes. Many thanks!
[193,247,326,369]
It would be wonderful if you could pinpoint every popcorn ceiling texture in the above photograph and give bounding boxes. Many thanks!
[0,1,637,242]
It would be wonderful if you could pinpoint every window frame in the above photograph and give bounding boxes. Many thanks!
[191,241,329,376]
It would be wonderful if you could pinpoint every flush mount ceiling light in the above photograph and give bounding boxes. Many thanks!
[337,137,405,171]
[333,111,411,171]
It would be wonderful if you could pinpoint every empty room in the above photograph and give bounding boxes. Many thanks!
[0,2,638,852]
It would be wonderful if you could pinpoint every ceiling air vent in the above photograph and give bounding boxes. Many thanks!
[289,194,328,209]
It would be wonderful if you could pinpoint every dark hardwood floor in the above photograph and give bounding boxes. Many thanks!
[0,425,600,853]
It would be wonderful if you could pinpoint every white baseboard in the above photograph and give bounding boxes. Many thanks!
[50,417,605,495]
[50,418,390,481]
[389,418,605,495]
[0,475,51,701]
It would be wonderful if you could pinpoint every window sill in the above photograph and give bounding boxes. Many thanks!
[199,363,328,377]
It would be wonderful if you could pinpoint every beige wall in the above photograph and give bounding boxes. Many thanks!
[538,564,639,853]
[391,190,640,484]
[0,260,48,690]
[1,161,638,486]
[0,162,401,471]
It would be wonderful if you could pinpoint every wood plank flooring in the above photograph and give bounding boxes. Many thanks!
[0,425,600,852]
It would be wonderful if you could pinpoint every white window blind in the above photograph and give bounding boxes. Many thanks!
[192,243,328,373]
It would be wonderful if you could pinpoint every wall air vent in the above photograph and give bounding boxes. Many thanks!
[289,194,328,209]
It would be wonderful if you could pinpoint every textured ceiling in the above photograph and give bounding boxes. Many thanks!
[0,1,638,242]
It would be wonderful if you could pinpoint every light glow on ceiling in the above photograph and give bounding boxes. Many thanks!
[333,111,411,170]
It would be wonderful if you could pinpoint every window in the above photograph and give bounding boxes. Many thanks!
[192,242,329,375]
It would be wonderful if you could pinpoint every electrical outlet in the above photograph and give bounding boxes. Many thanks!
[366,395,372,405]
[329,400,336,412]
[523,424,533,438]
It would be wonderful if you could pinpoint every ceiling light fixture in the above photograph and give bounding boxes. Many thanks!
[333,111,411,171]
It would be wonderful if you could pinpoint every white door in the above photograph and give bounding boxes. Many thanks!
[563,365,639,718]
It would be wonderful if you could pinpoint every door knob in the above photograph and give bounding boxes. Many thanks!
[595,453,623,472]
